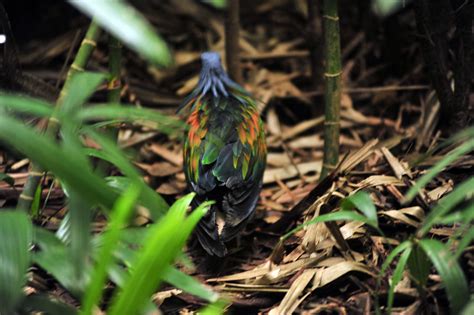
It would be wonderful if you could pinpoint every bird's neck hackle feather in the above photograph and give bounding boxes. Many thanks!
[178,51,249,113]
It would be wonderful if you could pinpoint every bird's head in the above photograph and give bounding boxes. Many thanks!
[177,51,250,113]
[195,51,242,98]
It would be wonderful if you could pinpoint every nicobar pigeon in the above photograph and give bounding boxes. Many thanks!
[178,52,266,257]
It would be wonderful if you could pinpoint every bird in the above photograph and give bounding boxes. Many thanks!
[178,51,266,257]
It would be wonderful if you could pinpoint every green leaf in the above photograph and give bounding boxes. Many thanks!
[67,189,93,292]
[107,193,209,315]
[60,72,105,116]
[0,93,53,117]
[454,225,474,259]
[204,0,228,9]
[33,228,89,297]
[78,104,184,134]
[0,172,14,186]
[387,246,412,313]
[0,211,33,314]
[341,191,378,227]
[371,0,412,18]
[22,294,78,315]
[0,114,118,210]
[419,239,469,314]
[405,139,474,203]
[69,0,172,67]
[198,299,228,315]
[407,244,430,287]
[163,267,218,303]
[105,176,168,221]
[282,210,378,241]
[92,227,217,303]
[379,240,412,276]
[461,298,474,315]
[30,183,42,218]
[81,183,141,315]
[418,177,474,237]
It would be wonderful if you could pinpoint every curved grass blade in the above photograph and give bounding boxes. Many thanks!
[0,114,118,209]
[79,104,185,134]
[405,139,474,203]
[83,128,169,220]
[33,228,87,298]
[22,294,78,315]
[0,93,53,117]
[419,239,469,314]
[107,193,209,315]
[341,191,378,227]
[81,183,141,315]
[282,210,377,241]
[0,211,32,314]
[0,172,14,186]
[198,299,228,315]
[418,177,474,237]
[386,246,412,313]
[68,0,172,67]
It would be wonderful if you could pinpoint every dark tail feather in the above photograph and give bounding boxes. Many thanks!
[195,224,227,257]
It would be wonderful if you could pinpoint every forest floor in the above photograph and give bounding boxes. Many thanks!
[1,0,473,314]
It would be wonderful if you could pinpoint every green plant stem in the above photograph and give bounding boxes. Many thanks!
[224,0,242,84]
[320,0,342,179]
[107,35,122,140]
[17,21,101,212]
[95,35,122,175]
[107,36,122,105]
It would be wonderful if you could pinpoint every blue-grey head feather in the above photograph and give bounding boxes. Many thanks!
[177,51,249,112]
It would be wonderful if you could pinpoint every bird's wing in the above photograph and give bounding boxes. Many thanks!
[183,94,266,253]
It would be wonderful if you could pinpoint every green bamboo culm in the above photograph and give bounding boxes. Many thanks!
[94,35,123,176]
[107,35,122,141]
[320,0,342,179]
[17,21,102,212]
[107,36,122,104]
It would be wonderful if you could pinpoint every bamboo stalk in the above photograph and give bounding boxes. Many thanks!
[107,35,122,143]
[17,21,101,212]
[224,0,242,84]
[307,0,322,91]
[107,36,122,104]
[94,35,123,175]
[320,0,342,179]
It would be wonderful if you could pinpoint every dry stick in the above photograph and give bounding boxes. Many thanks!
[17,21,101,212]
[224,0,242,84]
[320,0,342,179]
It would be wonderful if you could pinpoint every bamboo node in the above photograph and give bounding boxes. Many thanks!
[322,163,337,170]
[324,71,342,78]
[19,194,34,201]
[82,38,97,47]
[324,121,340,126]
[49,116,60,123]
[30,171,44,177]
[322,15,339,21]
[71,64,85,72]
[107,78,121,90]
